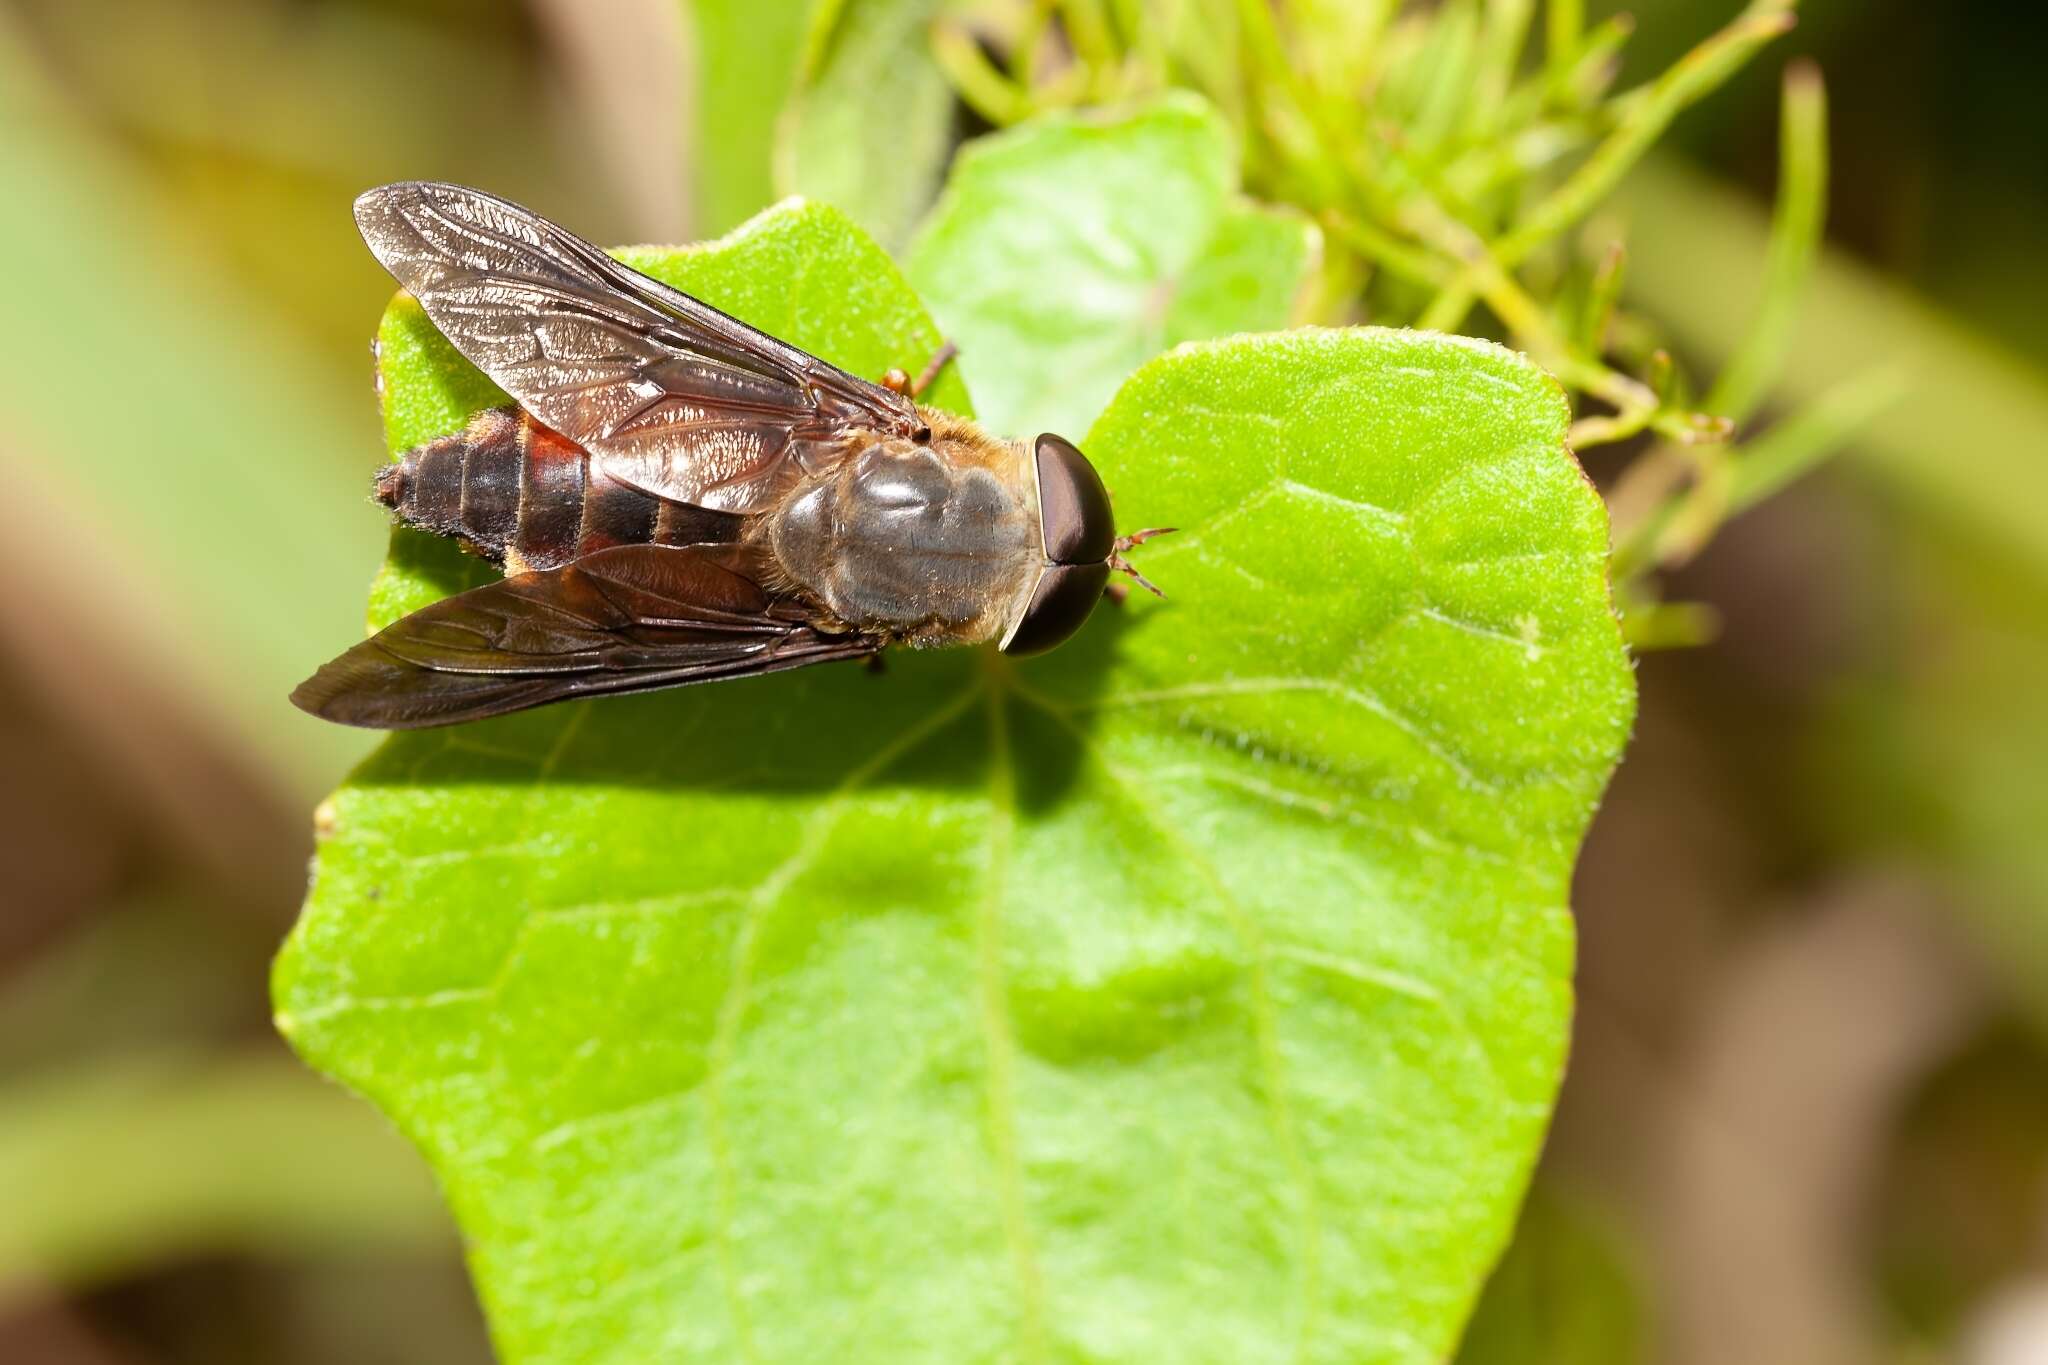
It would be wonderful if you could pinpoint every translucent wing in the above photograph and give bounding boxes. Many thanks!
[354,181,925,513]
[291,545,881,729]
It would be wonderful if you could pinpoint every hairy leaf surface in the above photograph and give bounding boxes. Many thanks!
[276,201,1634,1364]
[774,0,956,252]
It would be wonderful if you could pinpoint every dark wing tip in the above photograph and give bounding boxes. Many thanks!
[291,646,413,730]
[291,545,889,732]
[290,642,534,731]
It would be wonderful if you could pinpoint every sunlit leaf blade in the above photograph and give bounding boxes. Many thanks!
[907,94,1319,439]
[274,203,1633,1363]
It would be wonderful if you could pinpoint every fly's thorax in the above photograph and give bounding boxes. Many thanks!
[765,431,1040,643]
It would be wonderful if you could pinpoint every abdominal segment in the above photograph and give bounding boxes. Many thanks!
[375,405,744,572]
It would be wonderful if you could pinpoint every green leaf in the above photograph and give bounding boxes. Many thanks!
[907,94,1320,439]
[685,0,816,234]
[276,200,1633,1362]
[774,0,958,252]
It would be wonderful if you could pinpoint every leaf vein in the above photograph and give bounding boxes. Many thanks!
[1416,604,1547,656]
[1277,476,1407,526]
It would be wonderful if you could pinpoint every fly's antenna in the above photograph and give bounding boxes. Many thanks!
[1109,527,1176,598]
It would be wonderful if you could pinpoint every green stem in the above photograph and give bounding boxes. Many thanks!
[1544,0,1584,88]
[1549,13,1635,110]
[1505,11,1794,261]
[1320,209,1453,291]
[1059,0,1121,73]
[1704,58,1828,421]
[934,21,1040,126]
[1574,240,1626,357]
[1013,1,1057,88]
[1472,0,1537,136]
[1620,598,1722,651]
[1726,365,1903,516]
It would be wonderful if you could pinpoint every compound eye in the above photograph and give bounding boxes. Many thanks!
[1000,562,1111,656]
[1033,434,1116,565]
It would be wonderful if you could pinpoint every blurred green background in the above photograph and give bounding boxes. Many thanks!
[0,1,2044,1361]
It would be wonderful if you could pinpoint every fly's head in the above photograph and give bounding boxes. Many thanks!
[998,434,1176,656]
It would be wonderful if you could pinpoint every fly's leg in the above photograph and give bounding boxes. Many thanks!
[863,653,888,676]
[1104,582,1131,607]
[910,340,958,396]
[881,340,958,398]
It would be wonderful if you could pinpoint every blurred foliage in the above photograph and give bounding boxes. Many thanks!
[1871,1026,2048,1349]
[0,0,2044,1361]
[1822,521,2048,1029]
[689,0,819,234]
[0,1047,450,1296]
[1605,0,2048,371]
[776,0,958,250]
[1617,157,2048,585]
[0,12,380,793]
[1456,1185,1645,1365]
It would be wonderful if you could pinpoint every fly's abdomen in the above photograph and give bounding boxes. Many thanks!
[374,405,743,572]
